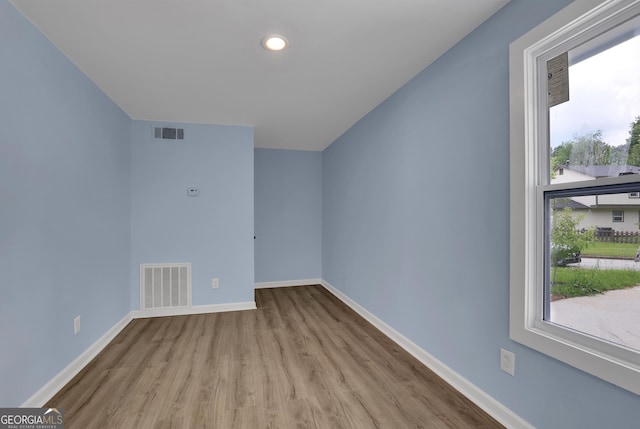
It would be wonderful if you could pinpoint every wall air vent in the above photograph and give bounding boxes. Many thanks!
[153,127,184,140]
[140,263,191,310]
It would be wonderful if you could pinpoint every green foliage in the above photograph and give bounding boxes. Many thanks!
[553,267,602,296]
[551,143,572,167]
[552,267,640,298]
[567,130,610,165]
[551,120,640,167]
[627,116,640,166]
[551,131,610,169]
[627,143,640,166]
[610,143,631,165]
[550,208,594,266]
[631,116,640,145]
[580,241,639,258]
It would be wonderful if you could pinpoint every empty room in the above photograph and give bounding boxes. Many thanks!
[2,0,640,427]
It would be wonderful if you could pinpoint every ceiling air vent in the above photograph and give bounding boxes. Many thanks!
[153,127,184,140]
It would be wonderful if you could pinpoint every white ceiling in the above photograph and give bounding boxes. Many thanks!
[11,0,509,151]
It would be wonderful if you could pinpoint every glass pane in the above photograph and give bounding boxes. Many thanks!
[549,21,640,183]
[546,190,640,351]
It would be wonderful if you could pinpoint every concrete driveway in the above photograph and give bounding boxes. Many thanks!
[550,257,640,351]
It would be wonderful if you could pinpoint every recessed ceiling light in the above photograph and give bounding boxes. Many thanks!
[261,34,288,51]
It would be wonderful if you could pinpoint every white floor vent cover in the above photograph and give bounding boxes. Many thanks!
[140,263,192,310]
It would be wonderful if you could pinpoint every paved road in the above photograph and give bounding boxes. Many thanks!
[575,257,640,270]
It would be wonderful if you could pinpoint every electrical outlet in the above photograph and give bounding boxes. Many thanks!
[211,278,219,289]
[74,316,81,335]
[500,348,515,376]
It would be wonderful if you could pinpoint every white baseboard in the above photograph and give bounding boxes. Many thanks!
[21,312,133,408]
[132,301,257,319]
[320,280,534,429]
[255,278,322,289]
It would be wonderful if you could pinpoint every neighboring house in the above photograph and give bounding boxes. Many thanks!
[552,164,640,232]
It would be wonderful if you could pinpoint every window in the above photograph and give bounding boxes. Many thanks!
[510,0,640,395]
[629,192,639,198]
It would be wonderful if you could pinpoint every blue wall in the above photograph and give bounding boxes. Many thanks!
[254,149,322,283]
[131,121,254,307]
[322,0,640,427]
[0,2,131,406]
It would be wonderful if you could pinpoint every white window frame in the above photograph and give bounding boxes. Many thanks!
[612,210,625,222]
[509,0,640,395]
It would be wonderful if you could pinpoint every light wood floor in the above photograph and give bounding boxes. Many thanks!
[48,285,503,428]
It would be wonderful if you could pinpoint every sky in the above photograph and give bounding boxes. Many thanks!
[549,34,640,149]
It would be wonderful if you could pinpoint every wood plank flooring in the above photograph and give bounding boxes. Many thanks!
[48,285,503,428]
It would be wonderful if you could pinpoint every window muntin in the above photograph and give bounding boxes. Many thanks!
[509,0,640,395]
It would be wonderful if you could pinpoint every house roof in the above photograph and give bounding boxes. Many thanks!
[562,164,640,178]
[553,199,590,210]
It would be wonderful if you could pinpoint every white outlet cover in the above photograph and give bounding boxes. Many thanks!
[212,278,219,289]
[74,316,81,335]
[500,348,515,376]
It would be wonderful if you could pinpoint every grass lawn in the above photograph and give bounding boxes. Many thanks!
[551,267,640,298]
[580,240,639,258]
